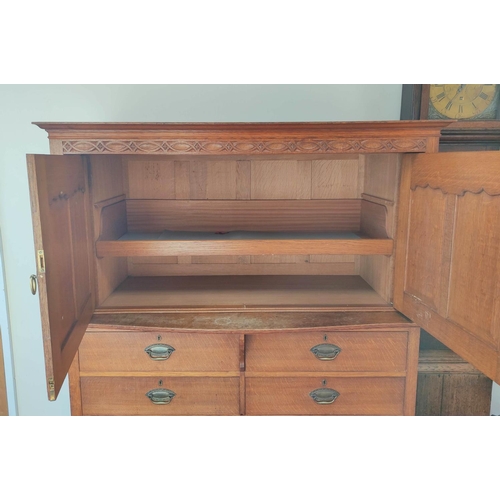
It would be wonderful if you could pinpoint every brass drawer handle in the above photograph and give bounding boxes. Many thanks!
[145,388,176,405]
[310,343,341,361]
[309,388,340,405]
[144,343,175,360]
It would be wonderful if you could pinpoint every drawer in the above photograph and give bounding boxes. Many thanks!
[246,376,405,415]
[245,331,408,373]
[81,376,240,415]
[79,331,240,372]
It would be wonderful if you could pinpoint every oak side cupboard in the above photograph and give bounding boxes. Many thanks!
[27,121,500,416]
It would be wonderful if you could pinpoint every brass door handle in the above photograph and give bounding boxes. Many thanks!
[309,388,340,405]
[145,388,176,405]
[30,274,38,295]
[310,343,341,360]
[144,343,175,360]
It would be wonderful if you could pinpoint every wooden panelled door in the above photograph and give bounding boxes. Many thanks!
[27,155,95,400]
[394,151,500,384]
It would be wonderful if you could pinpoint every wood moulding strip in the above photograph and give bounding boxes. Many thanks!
[80,371,240,378]
[34,121,452,155]
[244,372,407,378]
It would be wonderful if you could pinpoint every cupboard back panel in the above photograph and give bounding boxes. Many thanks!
[124,156,362,200]
[122,155,365,276]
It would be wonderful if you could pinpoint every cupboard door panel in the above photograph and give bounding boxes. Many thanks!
[28,155,95,400]
[405,188,455,315]
[448,193,500,343]
[394,151,500,383]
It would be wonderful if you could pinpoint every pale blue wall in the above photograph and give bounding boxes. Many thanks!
[0,83,422,415]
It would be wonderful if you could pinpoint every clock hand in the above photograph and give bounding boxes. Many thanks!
[450,84,466,102]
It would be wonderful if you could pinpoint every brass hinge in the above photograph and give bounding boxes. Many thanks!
[48,378,55,401]
[37,250,45,274]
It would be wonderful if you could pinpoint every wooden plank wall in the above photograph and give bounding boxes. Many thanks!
[123,155,363,276]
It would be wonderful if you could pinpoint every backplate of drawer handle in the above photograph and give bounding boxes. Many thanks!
[309,388,340,405]
[145,388,176,404]
[310,343,341,361]
[144,343,175,360]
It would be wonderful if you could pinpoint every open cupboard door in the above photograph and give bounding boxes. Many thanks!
[28,155,95,400]
[394,151,500,384]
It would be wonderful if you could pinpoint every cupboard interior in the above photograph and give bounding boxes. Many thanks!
[89,153,402,310]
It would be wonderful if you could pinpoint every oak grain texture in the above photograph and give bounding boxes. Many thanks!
[98,200,127,241]
[88,310,412,333]
[80,376,240,416]
[245,331,408,373]
[245,376,406,415]
[394,151,500,384]
[447,192,500,345]
[89,155,125,204]
[439,374,493,416]
[34,121,450,156]
[125,199,362,233]
[403,327,420,415]
[127,260,356,276]
[68,352,82,416]
[360,200,389,238]
[98,275,389,310]
[79,331,239,372]
[416,350,492,416]
[253,160,312,199]
[27,154,95,400]
[96,234,393,258]
[311,158,362,198]
[359,153,402,303]
[404,187,456,315]
[89,156,128,305]
[410,151,500,196]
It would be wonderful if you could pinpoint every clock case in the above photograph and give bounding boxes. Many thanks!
[401,84,500,151]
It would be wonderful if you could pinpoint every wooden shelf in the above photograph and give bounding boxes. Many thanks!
[98,275,391,311]
[96,230,393,257]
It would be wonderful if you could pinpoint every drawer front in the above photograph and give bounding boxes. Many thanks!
[246,377,405,415]
[79,331,240,372]
[81,376,240,415]
[245,331,408,373]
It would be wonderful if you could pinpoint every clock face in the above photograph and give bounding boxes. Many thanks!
[428,84,499,120]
